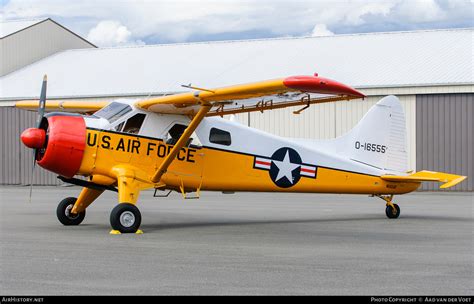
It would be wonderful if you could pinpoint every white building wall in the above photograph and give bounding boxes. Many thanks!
[360,84,474,96]
[1,19,94,76]
[246,102,336,140]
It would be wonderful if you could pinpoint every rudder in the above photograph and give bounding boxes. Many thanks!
[344,95,408,174]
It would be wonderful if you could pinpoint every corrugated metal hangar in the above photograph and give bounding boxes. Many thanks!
[0,18,96,76]
[0,18,472,190]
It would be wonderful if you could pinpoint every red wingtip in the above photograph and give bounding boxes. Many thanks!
[283,75,365,98]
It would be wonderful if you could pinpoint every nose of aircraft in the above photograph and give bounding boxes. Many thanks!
[21,128,46,149]
[20,115,87,178]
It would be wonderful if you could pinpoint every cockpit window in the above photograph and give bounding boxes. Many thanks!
[94,102,132,123]
[166,124,187,145]
[165,123,200,147]
[122,113,146,134]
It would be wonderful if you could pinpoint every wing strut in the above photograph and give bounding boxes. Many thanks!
[150,102,212,183]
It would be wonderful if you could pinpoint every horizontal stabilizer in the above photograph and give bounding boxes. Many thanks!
[381,171,467,189]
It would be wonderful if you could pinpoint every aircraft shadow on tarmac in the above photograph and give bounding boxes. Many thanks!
[55,213,472,233]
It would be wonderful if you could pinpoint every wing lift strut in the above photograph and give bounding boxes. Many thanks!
[150,100,211,198]
[208,94,361,117]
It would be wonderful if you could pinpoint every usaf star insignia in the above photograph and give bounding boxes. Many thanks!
[253,147,317,188]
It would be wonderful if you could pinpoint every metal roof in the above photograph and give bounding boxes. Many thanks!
[1,28,472,100]
[0,18,47,38]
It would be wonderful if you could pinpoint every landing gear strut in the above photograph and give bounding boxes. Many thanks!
[57,197,86,225]
[375,194,400,219]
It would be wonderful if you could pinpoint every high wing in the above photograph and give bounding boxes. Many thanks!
[15,100,108,113]
[135,74,365,184]
[135,75,365,116]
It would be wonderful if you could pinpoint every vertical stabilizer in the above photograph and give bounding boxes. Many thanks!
[345,95,408,173]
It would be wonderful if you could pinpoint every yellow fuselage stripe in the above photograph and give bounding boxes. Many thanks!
[78,129,420,195]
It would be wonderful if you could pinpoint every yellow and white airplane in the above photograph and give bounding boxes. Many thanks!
[17,74,466,233]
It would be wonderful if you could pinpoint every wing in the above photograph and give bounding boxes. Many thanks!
[135,75,365,116]
[144,74,366,183]
[381,171,467,189]
[15,100,108,113]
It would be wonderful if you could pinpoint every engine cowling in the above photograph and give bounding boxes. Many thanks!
[20,114,86,178]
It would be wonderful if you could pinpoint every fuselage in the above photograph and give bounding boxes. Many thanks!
[77,105,420,195]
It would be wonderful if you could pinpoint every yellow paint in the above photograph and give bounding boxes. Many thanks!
[71,187,104,214]
[381,171,467,189]
[195,147,420,195]
[15,100,108,113]
[90,174,116,186]
[151,103,211,183]
[77,128,422,208]
[78,128,203,203]
[136,78,289,110]
[111,164,160,204]
[109,229,143,235]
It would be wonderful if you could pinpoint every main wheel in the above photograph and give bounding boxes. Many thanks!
[110,203,142,233]
[57,197,86,226]
[385,203,400,219]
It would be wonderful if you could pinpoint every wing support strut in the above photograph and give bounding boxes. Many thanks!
[150,102,212,183]
[293,94,311,115]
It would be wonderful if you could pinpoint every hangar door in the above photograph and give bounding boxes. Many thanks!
[416,94,473,191]
[0,107,60,185]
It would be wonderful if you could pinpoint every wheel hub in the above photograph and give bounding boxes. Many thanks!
[65,204,79,219]
[120,211,135,228]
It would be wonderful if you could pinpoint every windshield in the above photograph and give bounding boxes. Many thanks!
[94,102,132,123]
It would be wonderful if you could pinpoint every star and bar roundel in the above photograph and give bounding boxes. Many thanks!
[253,147,318,188]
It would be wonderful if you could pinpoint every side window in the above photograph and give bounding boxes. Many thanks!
[122,113,146,134]
[209,128,231,146]
[115,121,125,132]
[166,124,187,145]
[165,124,199,147]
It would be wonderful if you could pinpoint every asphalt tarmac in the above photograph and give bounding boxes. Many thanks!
[0,186,472,295]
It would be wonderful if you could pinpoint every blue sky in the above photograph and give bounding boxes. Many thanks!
[1,0,473,46]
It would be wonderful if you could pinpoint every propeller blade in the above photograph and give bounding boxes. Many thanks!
[30,75,47,202]
[28,151,36,203]
[37,75,47,128]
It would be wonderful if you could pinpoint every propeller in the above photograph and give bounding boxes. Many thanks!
[28,75,48,202]
[37,75,47,127]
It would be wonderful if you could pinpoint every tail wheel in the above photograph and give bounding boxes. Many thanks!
[385,203,400,219]
[110,203,141,233]
[57,197,86,226]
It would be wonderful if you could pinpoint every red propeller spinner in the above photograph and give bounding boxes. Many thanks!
[21,128,46,149]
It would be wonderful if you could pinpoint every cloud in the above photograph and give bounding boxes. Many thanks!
[394,0,445,22]
[1,0,473,45]
[311,24,334,37]
[87,20,144,47]
[342,2,394,25]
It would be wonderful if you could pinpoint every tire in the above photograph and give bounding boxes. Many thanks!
[110,203,141,233]
[57,197,86,226]
[385,203,400,219]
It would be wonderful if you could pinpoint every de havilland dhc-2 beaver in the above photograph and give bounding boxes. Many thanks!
[16,74,466,233]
